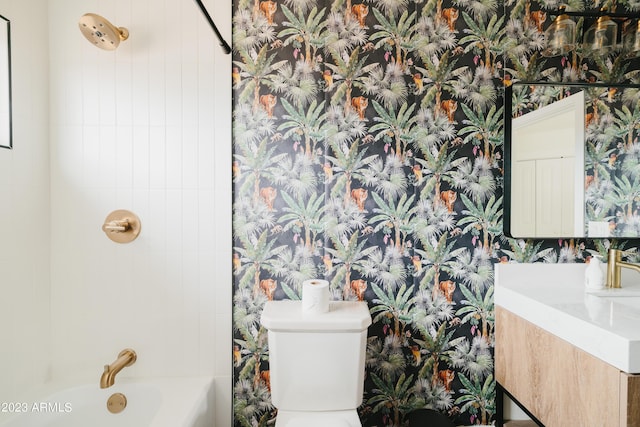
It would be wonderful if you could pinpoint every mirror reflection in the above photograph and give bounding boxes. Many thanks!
[0,15,11,149]
[505,82,640,239]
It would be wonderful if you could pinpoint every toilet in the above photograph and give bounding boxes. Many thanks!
[260,300,372,427]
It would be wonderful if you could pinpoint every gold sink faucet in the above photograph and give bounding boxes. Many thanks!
[606,249,640,288]
[100,349,137,389]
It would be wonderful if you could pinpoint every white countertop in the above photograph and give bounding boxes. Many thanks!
[495,262,640,374]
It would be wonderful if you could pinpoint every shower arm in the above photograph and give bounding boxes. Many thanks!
[193,0,231,54]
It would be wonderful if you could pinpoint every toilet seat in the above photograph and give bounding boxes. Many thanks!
[275,409,362,427]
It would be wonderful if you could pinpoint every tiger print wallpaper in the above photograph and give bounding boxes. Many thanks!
[231,0,640,425]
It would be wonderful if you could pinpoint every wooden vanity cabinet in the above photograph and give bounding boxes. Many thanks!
[496,306,640,427]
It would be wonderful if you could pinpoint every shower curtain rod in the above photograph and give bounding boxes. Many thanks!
[193,0,231,54]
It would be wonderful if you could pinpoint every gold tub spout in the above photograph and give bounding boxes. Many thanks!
[100,349,137,389]
[606,249,640,288]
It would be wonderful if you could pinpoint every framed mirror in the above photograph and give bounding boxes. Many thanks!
[504,81,640,239]
[0,15,11,150]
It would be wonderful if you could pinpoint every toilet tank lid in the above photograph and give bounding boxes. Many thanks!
[261,301,372,332]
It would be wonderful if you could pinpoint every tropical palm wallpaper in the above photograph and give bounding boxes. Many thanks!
[231,0,640,425]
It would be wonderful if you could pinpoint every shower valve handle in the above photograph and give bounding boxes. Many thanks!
[102,220,130,233]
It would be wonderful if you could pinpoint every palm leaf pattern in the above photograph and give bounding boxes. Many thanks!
[232,0,640,425]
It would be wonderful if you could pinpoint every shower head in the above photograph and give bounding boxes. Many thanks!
[78,13,129,51]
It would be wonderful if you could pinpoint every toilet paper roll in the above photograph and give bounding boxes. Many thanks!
[301,279,330,314]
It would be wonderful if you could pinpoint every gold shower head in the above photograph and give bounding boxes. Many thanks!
[78,13,129,51]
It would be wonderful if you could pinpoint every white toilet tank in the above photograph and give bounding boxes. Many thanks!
[261,300,372,412]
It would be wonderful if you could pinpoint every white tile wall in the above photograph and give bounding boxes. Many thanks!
[0,0,51,408]
[1,0,232,426]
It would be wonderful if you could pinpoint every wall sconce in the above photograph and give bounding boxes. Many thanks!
[583,15,618,55]
[543,11,576,57]
[542,7,640,58]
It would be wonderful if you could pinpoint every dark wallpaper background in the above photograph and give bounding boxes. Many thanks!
[231,0,640,425]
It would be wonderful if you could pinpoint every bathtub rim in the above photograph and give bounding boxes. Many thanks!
[0,375,215,427]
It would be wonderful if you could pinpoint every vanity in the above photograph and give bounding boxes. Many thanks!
[495,263,640,427]
[499,79,640,425]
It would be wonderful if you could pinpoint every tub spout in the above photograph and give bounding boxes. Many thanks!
[100,349,137,389]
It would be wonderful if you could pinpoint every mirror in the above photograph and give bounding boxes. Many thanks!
[504,81,640,239]
[0,15,11,149]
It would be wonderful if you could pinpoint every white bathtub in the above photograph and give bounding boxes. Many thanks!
[0,377,215,427]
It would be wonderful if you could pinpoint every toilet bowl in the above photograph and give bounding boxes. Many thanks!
[276,409,362,427]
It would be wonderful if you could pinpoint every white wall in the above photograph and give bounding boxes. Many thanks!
[0,0,51,407]
[48,0,231,425]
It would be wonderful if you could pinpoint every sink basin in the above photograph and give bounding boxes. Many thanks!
[586,281,640,297]
[583,293,640,326]
[603,296,640,312]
